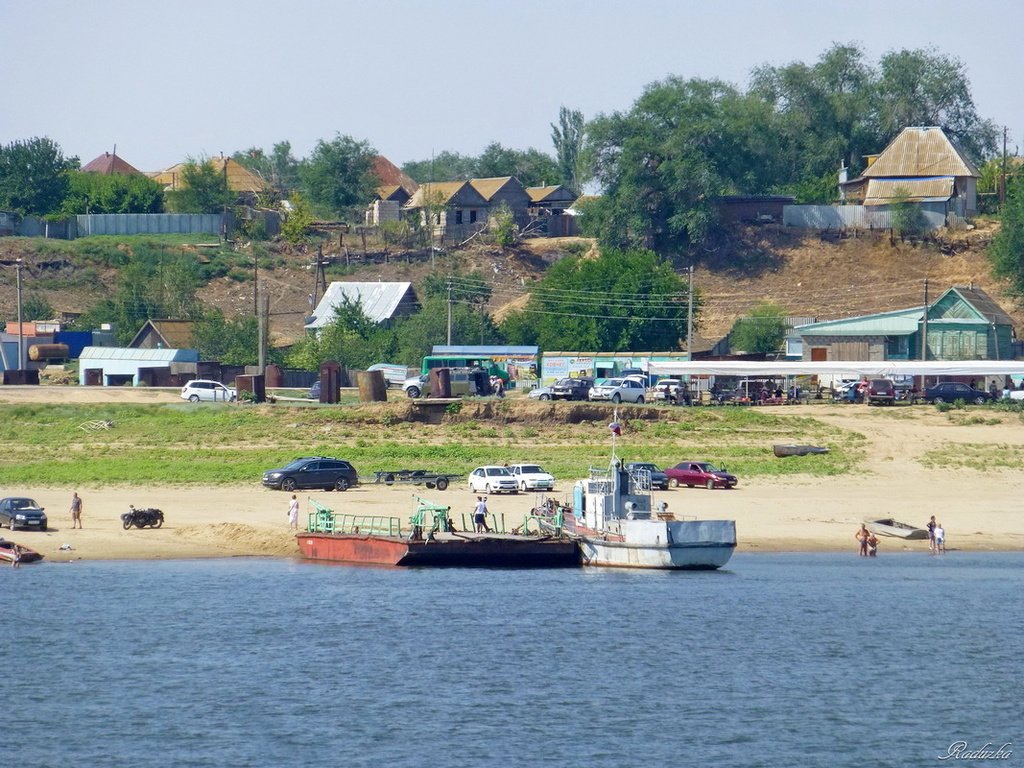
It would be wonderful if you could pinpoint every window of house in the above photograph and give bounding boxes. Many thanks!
[885,335,909,357]
[469,210,477,223]
[455,210,463,224]
[434,212,441,225]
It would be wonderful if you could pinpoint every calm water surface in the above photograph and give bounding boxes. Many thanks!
[5,553,1021,767]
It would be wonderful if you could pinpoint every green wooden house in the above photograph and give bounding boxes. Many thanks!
[795,286,1016,362]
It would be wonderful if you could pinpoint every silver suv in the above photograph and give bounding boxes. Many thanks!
[588,377,646,404]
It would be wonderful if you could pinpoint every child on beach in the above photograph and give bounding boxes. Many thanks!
[934,523,946,554]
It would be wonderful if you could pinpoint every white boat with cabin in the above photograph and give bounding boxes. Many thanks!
[567,459,737,570]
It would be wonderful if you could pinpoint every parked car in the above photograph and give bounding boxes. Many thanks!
[624,462,669,490]
[588,377,646,404]
[651,378,691,405]
[262,457,358,492]
[922,382,994,405]
[551,377,594,401]
[506,463,556,492]
[528,385,553,401]
[467,466,519,494]
[181,379,237,402]
[866,378,896,406]
[664,461,738,490]
[0,497,48,531]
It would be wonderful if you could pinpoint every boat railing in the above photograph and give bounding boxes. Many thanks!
[513,501,565,537]
[306,499,402,536]
[628,467,652,493]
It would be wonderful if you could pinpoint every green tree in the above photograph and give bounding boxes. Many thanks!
[587,77,769,251]
[0,137,78,215]
[191,309,262,366]
[72,245,203,343]
[281,193,315,244]
[989,172,1024,301]
[61,170,164,214]
[298,134,377,217]
[876,47,998,161]
[233,140,299,195]
[20,294,54,321]
[889,187,927,237]
[166,158,233,213]
[500,247,694,351]
[730,301,788,354]
[551,106,586,192]
[402,151,477,183]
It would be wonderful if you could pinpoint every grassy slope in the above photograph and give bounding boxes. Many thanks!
[0,400,863,486]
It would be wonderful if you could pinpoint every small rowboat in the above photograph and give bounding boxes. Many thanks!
[0,539,44,564]
[865,518,929,540]
[773,444,829,458]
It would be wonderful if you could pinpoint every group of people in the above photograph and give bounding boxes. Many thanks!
[855,524,880,557]
[927,515,947,554]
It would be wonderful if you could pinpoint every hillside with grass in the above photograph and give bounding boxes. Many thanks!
[0,220,1018,350]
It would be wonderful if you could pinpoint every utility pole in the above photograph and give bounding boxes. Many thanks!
[252,249,259,315]
[15,258,24,370]
[257,290,270,374]
[446,276,453,345]
[686,265,694,361]
[921,278,929,361]
[1001,126,1008,206]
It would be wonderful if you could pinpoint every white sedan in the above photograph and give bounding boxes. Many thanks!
[468,466,519,494]
[507,463,556,492]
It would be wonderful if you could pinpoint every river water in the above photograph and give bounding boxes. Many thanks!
[6,552,1020,767]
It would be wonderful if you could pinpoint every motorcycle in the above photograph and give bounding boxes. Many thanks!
[121,505,164,530]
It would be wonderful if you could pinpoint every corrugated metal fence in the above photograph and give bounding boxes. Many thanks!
[76,213,224,237]
[783,205,951,232]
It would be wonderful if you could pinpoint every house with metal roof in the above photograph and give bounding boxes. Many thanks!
[81,151,146,177]
[796,286,1016,362]
[150,157,270,198]
[305,282,420,332]
[840,127,980,215]
[129,319,196,350]
[78,346,199,386]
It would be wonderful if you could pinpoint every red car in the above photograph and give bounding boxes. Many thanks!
[664,461,738,490]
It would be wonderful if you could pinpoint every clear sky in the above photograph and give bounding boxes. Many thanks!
[2,0,1021,172]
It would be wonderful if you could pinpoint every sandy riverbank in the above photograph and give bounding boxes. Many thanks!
[9,467,1024,563]
[3,387,1023,561]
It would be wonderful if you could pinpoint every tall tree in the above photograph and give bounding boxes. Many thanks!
[551,106,586,192]
[166,158,233,213]
[298,134,377,217]
[233,140,299,194]
[402,151,477,183]
[730,301,788,354]
[0,137,78,215]
[500,247,694,351]
[876,48,998,161]
[989,172,1024,301]
[61,170,164,214]
[586,77,765,252]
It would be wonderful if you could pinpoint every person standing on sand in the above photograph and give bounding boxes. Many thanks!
[926,515,937,553]
[70,492,83,529]
[934,522,946,554]
[288,494,300,530]
[856,524,870,556]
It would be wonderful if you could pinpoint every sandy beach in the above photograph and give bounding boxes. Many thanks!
[3,388,1023,562]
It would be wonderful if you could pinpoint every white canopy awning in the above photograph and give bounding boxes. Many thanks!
[646,360,1024,377]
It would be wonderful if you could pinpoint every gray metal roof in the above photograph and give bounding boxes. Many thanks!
[79,346,197,361]
[306,282,415,329]
[795,307,924,336]
[862,127,979,178]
